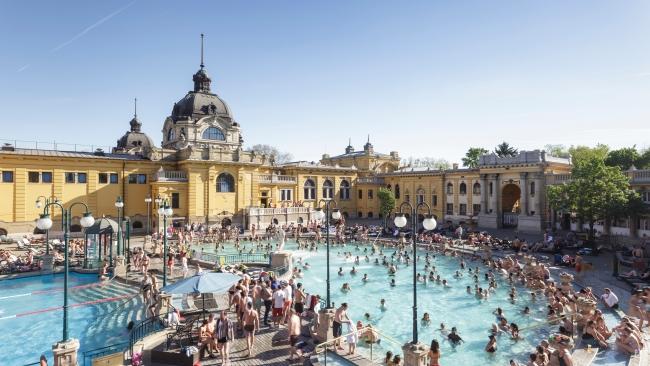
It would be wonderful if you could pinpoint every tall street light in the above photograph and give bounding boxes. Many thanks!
[313,199,340,309]
[36,202,95,343]
[35,196,59,255]
[144,195,152,235]
[158,198,173,287]
[114,197,124,262]
[393,201,436,345]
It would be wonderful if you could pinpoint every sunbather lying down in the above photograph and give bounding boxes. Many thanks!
[618,269,650,280]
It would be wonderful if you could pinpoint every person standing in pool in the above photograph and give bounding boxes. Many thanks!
[447,327,463,345]
[333,303,351,351]
[428,339,440,366]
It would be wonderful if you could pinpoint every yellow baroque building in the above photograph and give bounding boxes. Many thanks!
[1,58,649,237]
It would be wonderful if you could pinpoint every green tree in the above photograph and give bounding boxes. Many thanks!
[637,148,650,169]
[547,146,631,241]
[494,142,518,157]
[569,144,609,162]
[247,144,293,164]
[462,147,489,168]
[544,144,570,158]
[605,146,640,171]
[378,187,396,228]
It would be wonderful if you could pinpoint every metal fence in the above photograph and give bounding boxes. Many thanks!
[198,252,270,266]
[0,138,112,153]
[129,311,169,355]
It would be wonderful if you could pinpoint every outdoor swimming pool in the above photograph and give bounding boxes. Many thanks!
[287,241,553,365]
[0,273,142,366]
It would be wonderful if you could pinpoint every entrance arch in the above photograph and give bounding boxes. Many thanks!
[501,184,521,227]
[221,217,232,228]
[502,184,521,213]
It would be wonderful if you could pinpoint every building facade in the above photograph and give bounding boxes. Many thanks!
[1,55,648,237]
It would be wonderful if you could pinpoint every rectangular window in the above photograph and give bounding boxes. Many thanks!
[65,172,75,183]
[109,173,119,184]
[432,195,438,207]
[172,192,180,209]
[473,204,481,216]
[459,204,467,216]
[281,189,292,201]
[137,174,147,184]
[128,174,137,184]
[77,172,87,183]
[405,194,410,203]
[358,189,363,199]
[641,191,650,203]
[446,203,453,215]
[2,171,13,183]
[28,171,40,183]
[98,173,108,184]
[41,172,52,183]
[368,189,374,199]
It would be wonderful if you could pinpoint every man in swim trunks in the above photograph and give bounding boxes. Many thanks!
[242,301,259,357]
[333,303,351,351]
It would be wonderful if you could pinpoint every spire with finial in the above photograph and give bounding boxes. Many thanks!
[129,97,142,132]
[364,134,374,153]
[200,33,205,69]
[345,137,354,154]
[193,33,212,93]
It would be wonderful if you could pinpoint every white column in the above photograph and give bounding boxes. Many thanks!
[519,173,528,215]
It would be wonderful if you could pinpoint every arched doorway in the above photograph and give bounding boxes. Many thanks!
[221,217,232,228]
[501,183,521,227]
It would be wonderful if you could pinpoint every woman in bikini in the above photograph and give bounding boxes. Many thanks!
[428,339,440,366]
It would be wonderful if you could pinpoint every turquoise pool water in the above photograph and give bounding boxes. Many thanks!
[0,273,141,366]
[288,242,552,365]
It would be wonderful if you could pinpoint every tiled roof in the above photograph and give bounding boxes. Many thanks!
[0,148,146,161]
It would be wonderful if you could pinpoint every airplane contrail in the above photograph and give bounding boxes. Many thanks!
[17,0,136,72]
[52,0,136,52]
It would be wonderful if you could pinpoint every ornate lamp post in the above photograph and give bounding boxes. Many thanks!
[313,199,341,343]
[35,196,59,255]
[115,196,124,260]
[312,199,340,308]
[36,202,94,347]
[144,195,152,235]
[158,198,173,286]
[393,201,436,348]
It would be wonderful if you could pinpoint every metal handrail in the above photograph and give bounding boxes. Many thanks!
[129,311,170,354]
[315,325,405,365]
[82,342,129,366]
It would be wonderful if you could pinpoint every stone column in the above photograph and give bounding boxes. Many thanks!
[519,172,528,216]
[315,307,335,343]
[402,342,429,366]
[52,338,80,366]
[532,173,542,216]
[481,174,489,214]
[489,174,499,215]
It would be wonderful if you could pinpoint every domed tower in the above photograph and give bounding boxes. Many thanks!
[161,34,241,151]
[345,138,354,154]
[114,98,154,156]
[363,135,374,155]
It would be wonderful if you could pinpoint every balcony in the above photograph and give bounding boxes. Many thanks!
[258,174,297,185]
[154,170,187,182]
[246,207,312,216]
[627,170,650,184]
[356,177,384,185]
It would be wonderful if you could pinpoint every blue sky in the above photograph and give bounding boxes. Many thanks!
[1,0,649,164]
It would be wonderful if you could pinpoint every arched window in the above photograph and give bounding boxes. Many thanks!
[132,221,143,229]
[530,182,536,197]
[473,182,481,195]
[339,180,350,200]
[202,127,225,141]
[322,180,333,199]
[395,184,401,199]
[446,183,453,195]
[304,179,316,200]
[167,128,175,141]
[416,188,425,204]
[216,173,235,192]
[405,189,411,203]
[386,184,392,191]
[367,212,374,218]
[459,182,467,195]
[70,224,82,233]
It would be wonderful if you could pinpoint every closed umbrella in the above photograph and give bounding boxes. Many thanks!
[161,272,241,318]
